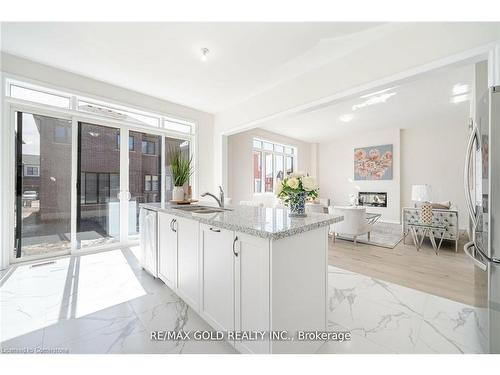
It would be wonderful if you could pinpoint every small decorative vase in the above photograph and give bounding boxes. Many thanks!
[172,186,185,201]
[289,191,307,217]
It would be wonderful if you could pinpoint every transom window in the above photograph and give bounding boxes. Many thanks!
[5,79,195,134]
[252,138,296,193]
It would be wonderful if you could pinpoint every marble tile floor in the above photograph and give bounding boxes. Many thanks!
[0,247,487,354]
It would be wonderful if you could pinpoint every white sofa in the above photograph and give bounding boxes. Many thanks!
[328,206,373,245]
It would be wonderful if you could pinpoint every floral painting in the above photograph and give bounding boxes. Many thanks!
[354,144,393,180]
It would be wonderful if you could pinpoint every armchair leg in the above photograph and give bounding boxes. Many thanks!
[455,239,458,253]
[354,235,357,246]
[368,232,371,241]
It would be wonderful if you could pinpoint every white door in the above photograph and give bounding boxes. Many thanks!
[158,212,177,289]
[200,224,235,331]
[176,217,200,310]
[234,233,270,354]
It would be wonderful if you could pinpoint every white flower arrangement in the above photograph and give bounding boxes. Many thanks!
[276,172,319,206]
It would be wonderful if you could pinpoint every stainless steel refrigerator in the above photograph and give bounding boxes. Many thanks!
[464,84,500,354]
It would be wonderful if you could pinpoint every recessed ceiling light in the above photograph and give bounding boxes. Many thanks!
[201,48,210,62]
[339,114,354,123]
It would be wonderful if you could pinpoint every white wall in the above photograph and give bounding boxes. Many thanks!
[0,53,216,196]
[318,119,469,228]
[227,128,314,204]
[318,129,401,223]
[400,122,469,229]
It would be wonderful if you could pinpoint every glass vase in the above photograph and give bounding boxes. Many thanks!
[289,191,307,217]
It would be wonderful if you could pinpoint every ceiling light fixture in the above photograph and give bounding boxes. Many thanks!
[201,48,210,62]
[339,114,354,123]
[352,92,397,111]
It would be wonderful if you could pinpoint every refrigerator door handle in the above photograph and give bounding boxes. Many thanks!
[464,241,488,271]
[463,121,478,229]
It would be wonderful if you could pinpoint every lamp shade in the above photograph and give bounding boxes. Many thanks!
[411,184,431,202]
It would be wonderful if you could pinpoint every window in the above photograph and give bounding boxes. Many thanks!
[24,166,39,177]
[7,79,196,136]
[286,156,294,175]
[80,172,119,204]
[116,134,135,150]
[78,100,160,127]
[10,84,70,108]
[152,175,159,191]
[144,175,158,191]
[142,140,156,155]
[264,153,274,192]
[252,138,296,193]
[164,119,192,134]
[54,125,71,143]
[253,151,262,193]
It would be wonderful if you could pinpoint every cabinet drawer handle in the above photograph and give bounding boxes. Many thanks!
[170,219,177,232]
[233,236,239,257]
[209,227,221,233]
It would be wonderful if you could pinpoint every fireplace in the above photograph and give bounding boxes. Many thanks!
[358,192,387,207]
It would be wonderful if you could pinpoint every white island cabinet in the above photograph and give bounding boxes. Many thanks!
[144,204,342,354]
[158,213,177,289]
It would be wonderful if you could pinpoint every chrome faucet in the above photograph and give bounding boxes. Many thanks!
[201,186,225,208]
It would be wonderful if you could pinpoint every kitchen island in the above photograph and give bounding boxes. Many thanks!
[139,202,342,354]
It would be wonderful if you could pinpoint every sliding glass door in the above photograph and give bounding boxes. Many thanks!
[77,122,121,249]
[14,112,72,260]
[13,113,193,261]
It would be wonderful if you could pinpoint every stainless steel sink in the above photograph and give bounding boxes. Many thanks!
[172,205,231,214]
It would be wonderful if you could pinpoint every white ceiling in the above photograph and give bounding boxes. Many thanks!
[259,63,474,142]
[0,22,387,113]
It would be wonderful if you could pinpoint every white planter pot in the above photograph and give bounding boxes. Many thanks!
[172,186,185,201]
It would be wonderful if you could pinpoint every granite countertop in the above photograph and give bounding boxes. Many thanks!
[140,202,343,240]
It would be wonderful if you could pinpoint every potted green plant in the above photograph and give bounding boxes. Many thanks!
[276,172,319,217]
[168,147,193,201]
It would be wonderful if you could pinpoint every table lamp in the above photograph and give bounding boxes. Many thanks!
[411,184,431,207]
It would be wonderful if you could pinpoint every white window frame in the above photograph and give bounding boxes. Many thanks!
[252,138,297,194]
[1,73,198,266]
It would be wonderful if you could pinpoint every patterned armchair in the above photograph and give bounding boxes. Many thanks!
[402,207,459,252]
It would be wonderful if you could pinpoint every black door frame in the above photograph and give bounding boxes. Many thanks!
[15,112,23,258]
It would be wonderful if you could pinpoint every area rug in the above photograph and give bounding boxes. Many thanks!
[335,222,404,249]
